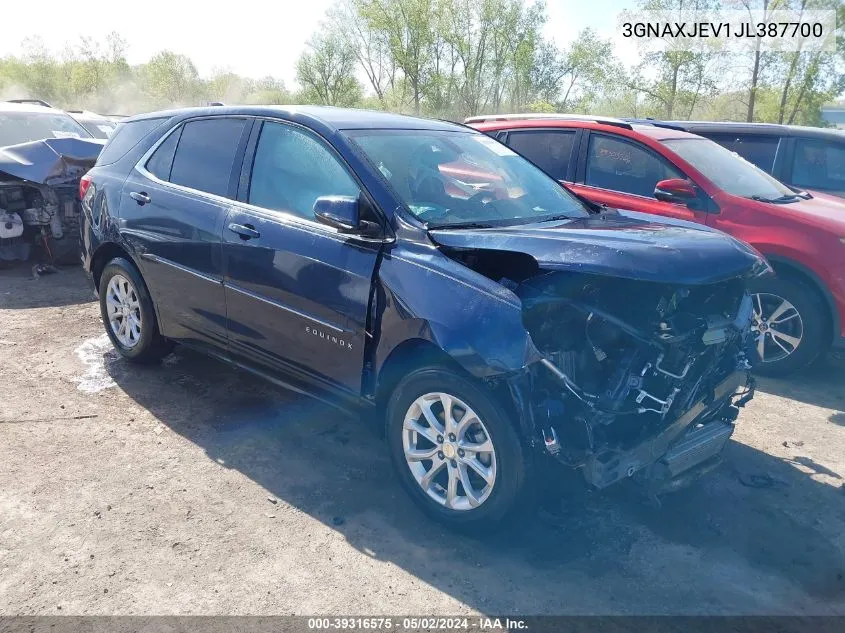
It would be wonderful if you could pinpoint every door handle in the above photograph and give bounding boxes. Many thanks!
[228,223,260,240]
[129,191,151,205]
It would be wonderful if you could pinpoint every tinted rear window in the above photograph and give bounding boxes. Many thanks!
[96,117,168,166]
[169,118,247,198]
[506,130,576,181]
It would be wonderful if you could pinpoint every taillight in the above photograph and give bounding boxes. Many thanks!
[79,173,93,200]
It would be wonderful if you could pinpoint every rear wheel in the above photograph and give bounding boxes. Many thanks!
[749,275,828,377]
[99,257,173,363]
[386,366,528,527]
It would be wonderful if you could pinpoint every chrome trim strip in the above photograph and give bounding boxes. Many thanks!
[139,253,222,285]
[133,115,393,246]
[224,281,350,335]
[575,183,664,204]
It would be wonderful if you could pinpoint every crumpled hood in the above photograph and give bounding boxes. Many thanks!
[0,137,105,185]
[429,211,765,285]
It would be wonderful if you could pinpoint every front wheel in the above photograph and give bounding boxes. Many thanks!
[385,366,528,527]
[748,275,828,377]
[99,257,173,363]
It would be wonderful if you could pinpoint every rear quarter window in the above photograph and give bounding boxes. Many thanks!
[96,117,169,166]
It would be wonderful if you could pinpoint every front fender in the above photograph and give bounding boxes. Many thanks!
[373,246,541,379]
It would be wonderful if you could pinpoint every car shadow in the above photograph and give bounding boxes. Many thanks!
[0,263,95,309]
[105,347,845,614]
[754,350,845,415]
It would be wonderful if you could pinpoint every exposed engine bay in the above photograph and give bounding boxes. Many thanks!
[445,246,757,494]
[0,135,102,265]
[0,180,80,264]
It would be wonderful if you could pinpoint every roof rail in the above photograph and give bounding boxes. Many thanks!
[464,113,633,130]
[6,98,53,108]
[623,118,688,132]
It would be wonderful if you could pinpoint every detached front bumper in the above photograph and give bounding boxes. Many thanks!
[582,369,752,491]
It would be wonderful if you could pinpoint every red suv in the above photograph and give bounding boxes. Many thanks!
[467,114,845,376]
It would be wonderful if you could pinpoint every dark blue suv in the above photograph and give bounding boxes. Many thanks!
[80,106,766,526]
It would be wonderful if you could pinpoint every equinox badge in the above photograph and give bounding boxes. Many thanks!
[306,326,353,351]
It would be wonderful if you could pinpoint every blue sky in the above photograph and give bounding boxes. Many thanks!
[2,0,637,87]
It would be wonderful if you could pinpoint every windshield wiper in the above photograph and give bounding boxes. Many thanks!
[534,213,579,223]
[750,194,801,204]
[429,221,495,230]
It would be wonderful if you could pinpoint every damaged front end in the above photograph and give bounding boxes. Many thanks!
[432,217,764,497]
[516,271,755,494]
[0,137,103,264]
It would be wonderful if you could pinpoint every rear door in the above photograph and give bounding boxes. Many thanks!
[222,119,383,395]
[120,116,251,347]
[569,131,710,224]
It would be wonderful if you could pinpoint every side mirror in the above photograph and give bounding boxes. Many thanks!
[313,195,381,236]
[654,178,697,205]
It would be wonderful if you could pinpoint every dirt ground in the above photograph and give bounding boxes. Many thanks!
[1,264,844,616]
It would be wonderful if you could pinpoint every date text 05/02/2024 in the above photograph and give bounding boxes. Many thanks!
[306,617,529,631]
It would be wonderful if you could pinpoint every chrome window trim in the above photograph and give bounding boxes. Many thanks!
[134,114,393,246]
[575,182,671,204]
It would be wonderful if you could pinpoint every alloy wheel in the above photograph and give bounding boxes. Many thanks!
[402,392,497,511]
[106,274,143,348]
[751,292,804,364]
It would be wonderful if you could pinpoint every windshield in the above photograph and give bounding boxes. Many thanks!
[345,129,589,227]
[663,137,797,201]
[0,111,93,146]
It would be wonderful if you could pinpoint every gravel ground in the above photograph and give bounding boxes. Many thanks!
[1,265,844,615]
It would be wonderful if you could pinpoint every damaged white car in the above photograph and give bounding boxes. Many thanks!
[0,101,103,265]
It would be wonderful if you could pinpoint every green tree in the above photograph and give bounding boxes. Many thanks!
[625,0,723,119]
[296,31,363,106]
[358,0,436,114]
[329,0,398,105]
[244,76,292,104]
[766,0,844,125]
[139,51,200,106]
[531,28,623,112]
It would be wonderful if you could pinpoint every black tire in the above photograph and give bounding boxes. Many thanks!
[98,257,173,363]
[385,365,529,528]
[748,274,829,377]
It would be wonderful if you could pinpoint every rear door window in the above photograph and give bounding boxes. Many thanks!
[791,138,845,193]
[704,133,779,173]
[169,118,247,198]
[585,134,683,198]
[505,130,576,181]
